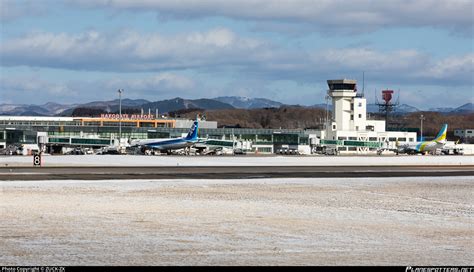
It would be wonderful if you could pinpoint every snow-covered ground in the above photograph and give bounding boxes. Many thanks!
[0,154,472,167]
[1,176,472,265]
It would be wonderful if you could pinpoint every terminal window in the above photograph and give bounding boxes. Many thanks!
[257,147,272,153]
[257,134,272,142]
[273,134,299,145]
[299,137,309,145]
[208,135,222,140]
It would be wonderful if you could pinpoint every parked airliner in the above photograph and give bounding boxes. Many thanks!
[130,120,199,152]
[396,124,448,155]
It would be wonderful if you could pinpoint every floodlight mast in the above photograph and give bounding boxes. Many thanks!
[118,89,124,147]
[420,114,425,141]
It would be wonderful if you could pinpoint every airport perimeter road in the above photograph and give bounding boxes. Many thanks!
[1,165,473,180]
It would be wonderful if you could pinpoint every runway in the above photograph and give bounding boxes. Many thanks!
[1,165,473,180]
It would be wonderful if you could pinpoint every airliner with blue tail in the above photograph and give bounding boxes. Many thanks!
[130,120,199,152]
[396,124,448,154]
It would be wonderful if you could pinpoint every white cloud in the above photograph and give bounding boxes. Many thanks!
[1,76,76,96]
[313,49,427,71]
[0,28,262,72]
[418,54,474,83]
[251,47,472,86]
[1,29,472,87]
[101,73,199,97]
[0,0,47,22]
[0,73,201,104]
[71,0,474,35]
[186,28,237,47]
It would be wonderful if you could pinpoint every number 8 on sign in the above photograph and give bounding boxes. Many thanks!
[33,154,41,166]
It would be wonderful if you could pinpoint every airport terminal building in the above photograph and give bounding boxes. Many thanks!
[0,79,418,155]
[0,115,313,154]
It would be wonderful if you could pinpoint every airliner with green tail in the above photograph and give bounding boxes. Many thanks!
[396,124,448,155]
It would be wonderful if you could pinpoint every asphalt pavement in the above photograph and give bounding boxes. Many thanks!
[1,165,473,180]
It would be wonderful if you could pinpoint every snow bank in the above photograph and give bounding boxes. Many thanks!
[0,154,472,167]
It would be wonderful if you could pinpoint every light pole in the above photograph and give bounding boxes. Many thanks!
[118,89,123,147]
[232,128,235,152]
[325,93,330,131]
[419,114,425,141]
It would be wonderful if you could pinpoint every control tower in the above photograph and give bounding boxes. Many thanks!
[327,79,366,132]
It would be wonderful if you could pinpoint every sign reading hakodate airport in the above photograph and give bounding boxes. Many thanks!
[100,114,155,120]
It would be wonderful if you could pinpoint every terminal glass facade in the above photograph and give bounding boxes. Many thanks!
[0,119,313,152]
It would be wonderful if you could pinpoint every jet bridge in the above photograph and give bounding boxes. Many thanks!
[48,136,113,147]
[320,139,383,148]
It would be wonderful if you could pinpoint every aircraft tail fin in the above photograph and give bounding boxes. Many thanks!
[185,120,199,140]
[434,124,448,143]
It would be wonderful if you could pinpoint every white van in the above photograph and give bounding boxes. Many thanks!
[20,144,40,156]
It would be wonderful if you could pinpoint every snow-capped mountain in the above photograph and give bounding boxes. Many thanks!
[395,104,420,113]
[214,96,283,109]
[428,107,454,113]
[451,103,473,113]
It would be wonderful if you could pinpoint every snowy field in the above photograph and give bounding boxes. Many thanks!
[1,176,472,265]
[0,154,472,167]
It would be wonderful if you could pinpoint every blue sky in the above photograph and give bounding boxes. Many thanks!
[0,0,472,109]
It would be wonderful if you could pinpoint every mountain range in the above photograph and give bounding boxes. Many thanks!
[365,103,420,113]
[0,96,273,116]
[316,103,472,114]
[214,96,283,109]
[0,96,472,116]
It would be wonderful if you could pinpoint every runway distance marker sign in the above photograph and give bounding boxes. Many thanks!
[33,154,42,167]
